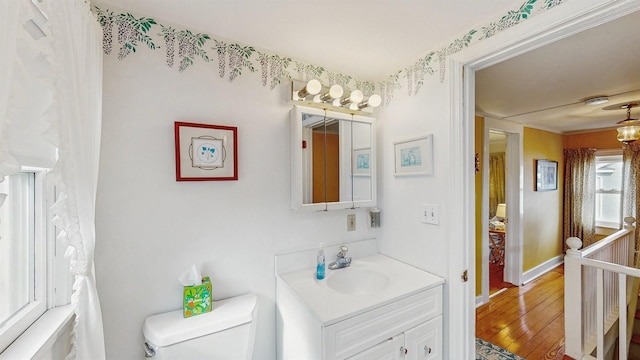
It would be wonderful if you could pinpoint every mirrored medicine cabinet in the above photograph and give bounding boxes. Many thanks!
[291,105,376,211]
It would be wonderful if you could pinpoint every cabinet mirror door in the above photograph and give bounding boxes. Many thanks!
[352,120,373,204]
[291,105,376,211]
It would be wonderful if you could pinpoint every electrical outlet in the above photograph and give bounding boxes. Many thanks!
[347,214,356,231]
[421,204,439,225]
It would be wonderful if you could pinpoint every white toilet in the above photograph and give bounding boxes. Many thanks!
[143,293,258,359]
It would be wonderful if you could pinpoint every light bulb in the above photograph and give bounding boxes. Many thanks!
[340,90,364,106]
[350,90,364,103]
[367,94,382,108]
[358,94,382,109]
[328,85,343,99]
[316,84,344,102]
[297,79,321,99]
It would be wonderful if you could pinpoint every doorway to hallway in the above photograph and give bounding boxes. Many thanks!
[479,118,524,304]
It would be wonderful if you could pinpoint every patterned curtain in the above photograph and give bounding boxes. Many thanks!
[489,153,506,218]
[563,148,596,248]
[622,142,640,252]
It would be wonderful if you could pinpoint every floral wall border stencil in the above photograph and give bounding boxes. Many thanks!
[94,0,568,105]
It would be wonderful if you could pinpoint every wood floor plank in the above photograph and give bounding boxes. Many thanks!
[476,265,566,359]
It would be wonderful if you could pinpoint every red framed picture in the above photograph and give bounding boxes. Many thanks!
[174,121,238,181]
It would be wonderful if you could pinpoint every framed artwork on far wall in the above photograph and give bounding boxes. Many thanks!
[174,121,238,181]
[535,159,557,191]
[393,134,434,176]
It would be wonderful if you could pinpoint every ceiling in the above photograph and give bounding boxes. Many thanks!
[476,10,640,134]
[96,0,523,80]
[96,1,640,134]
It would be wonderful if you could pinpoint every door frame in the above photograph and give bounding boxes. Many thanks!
[447,1,640,358]
[480,118,523,304]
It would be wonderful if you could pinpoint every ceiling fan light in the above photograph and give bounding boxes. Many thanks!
[614,103,640,143]
[617,123,640,143]
[584,96,609,106]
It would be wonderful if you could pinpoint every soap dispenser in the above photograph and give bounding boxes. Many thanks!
[316,243,326,280]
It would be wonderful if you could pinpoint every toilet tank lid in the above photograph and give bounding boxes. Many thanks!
[143,293,257,347]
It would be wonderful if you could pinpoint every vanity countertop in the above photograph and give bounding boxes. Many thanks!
[277,253,444,325]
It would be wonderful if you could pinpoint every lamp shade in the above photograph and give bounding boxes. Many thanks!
[617,120,640,143]
[495,203,506,219]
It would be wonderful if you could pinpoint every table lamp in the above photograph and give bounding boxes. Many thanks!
[495,203,506,220]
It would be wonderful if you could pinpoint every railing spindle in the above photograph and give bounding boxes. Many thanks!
[564,217,636,359]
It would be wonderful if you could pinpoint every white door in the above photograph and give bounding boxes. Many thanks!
[480,118,524,303]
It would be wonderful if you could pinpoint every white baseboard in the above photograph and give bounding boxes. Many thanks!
[521,255,563,285]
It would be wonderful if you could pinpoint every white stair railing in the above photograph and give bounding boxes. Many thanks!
[564,217,637,360]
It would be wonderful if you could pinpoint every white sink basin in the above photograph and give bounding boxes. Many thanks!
[326,267,391,295]
[277,253,444,324]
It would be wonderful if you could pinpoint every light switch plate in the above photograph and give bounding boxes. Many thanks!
[347,214,356,231]
[421,204,439,225]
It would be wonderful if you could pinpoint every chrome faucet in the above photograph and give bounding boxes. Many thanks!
[328,245,352,270]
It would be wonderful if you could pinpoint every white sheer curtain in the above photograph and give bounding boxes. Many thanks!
[3,0,105,355]
[0,1,26,179]
[43,1,106,358]
[3,2,105,357]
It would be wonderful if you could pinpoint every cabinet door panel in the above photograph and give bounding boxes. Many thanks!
[347,335,404,360]
[405,315,442,360]
[324,287,442,359]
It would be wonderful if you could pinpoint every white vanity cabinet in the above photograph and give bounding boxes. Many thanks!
[275,248,445,360]
[347,314,442,360]
[347,335,405,360]
[276,275,443,360]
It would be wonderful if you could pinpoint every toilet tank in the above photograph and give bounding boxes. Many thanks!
[143,293,258,360]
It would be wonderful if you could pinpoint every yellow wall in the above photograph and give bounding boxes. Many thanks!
[564,129,623,150]
[475,126,624,295]
[523,128,564,271]
[475,116,484,295]
[475,123,565,296]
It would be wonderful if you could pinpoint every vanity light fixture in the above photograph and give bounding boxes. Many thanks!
[616,103,640,144]
[291,80,380,114]
[296,79,322,100]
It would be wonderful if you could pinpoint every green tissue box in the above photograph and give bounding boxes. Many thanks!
[183,276,212,318]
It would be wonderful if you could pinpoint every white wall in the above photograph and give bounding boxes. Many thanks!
[376,82,450,278]
[374,77,456,359]
[95,42,380,359]
[93,2,623,359]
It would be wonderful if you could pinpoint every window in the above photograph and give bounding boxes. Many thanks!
[0,170,53,352]
[595,153,623,229]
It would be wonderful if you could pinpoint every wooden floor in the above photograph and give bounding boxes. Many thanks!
[489,262,514,295]
[476,265,571,359]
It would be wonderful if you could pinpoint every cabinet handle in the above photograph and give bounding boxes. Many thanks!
[400,346,407,355]
[424,345,432,354]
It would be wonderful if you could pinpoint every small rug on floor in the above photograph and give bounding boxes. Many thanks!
[476,338,525,360]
